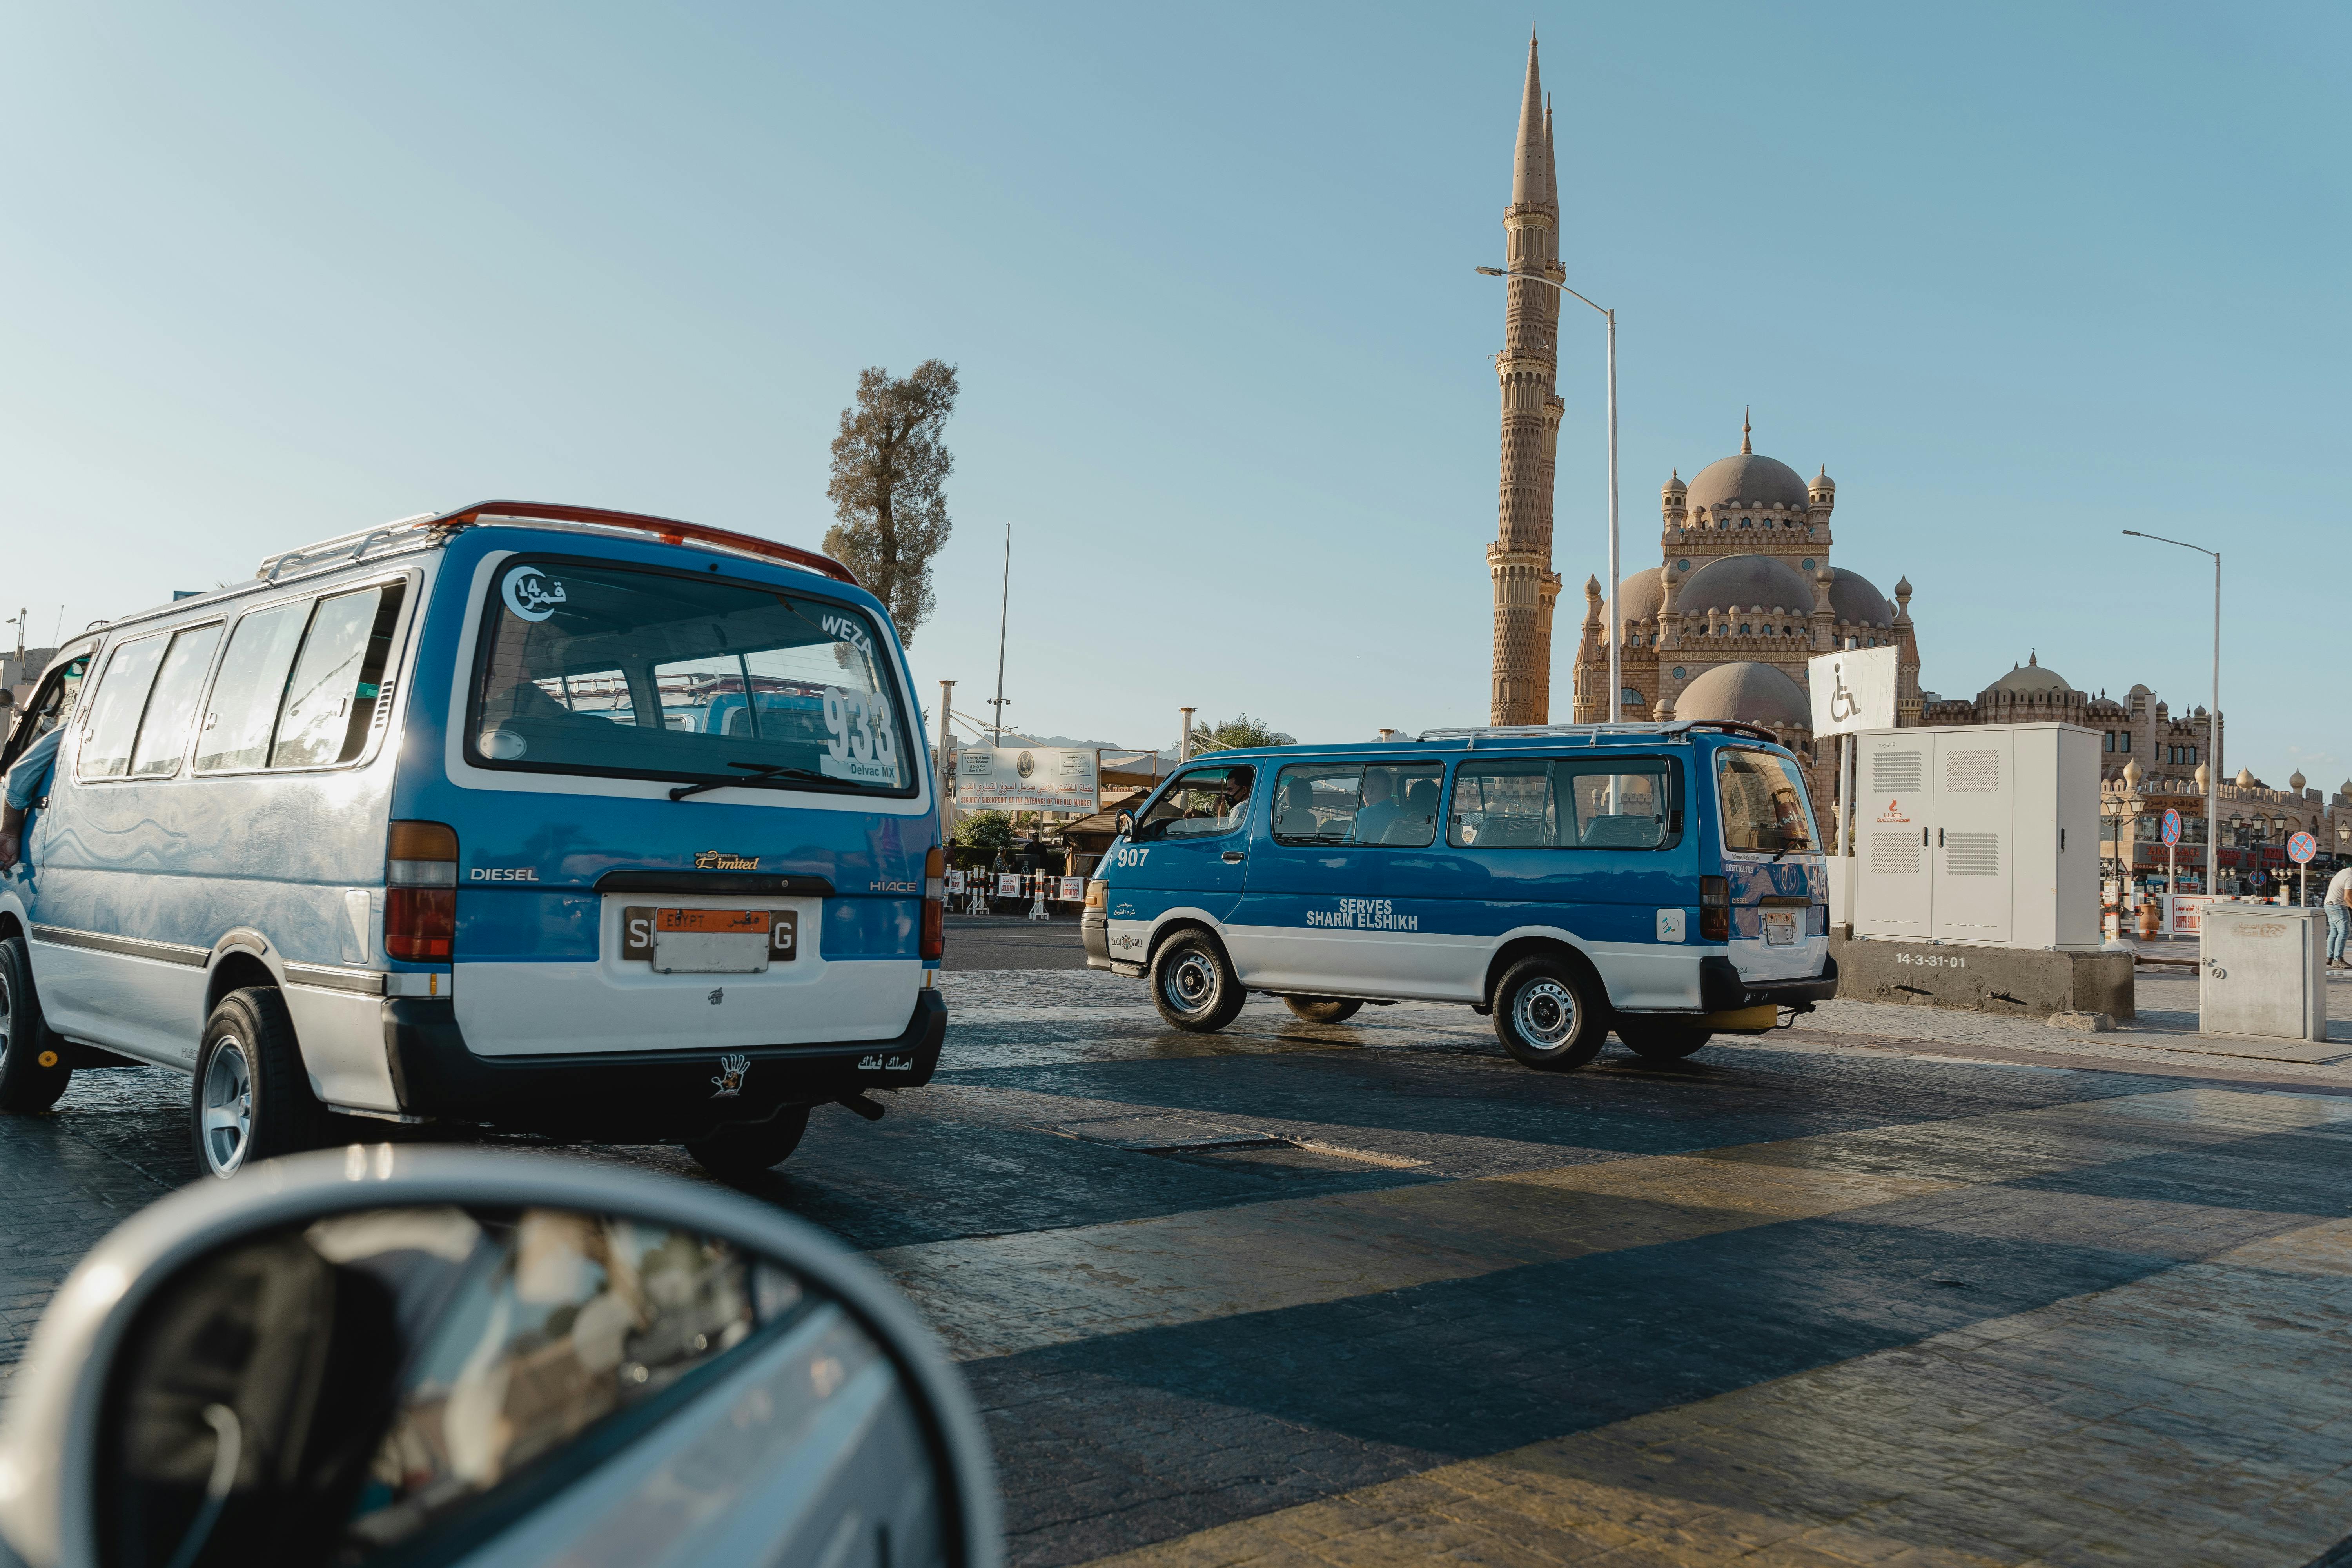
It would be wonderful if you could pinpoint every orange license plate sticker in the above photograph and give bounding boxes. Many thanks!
[657,908,769,934]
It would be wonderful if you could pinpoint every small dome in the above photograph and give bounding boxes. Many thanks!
[1686,452,1815,513]
[2339,777,2352,799]
[1677,554,1815,618]
[2289,769,2307,791]
[1987,651,2073,696]
[2234,767,2255,788]
[1673,661,1810,730]
[1894,574,1913,599]
[1617,567,1666,624]
[1828,567,1892,626]
[2123,759,2142,786]
[1810,466,1835,494]
[1661,469,1687,497]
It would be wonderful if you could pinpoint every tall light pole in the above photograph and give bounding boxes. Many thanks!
[2123,530,2220,897]
[1478,265,1617,724]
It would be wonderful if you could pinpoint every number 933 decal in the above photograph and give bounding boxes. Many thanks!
[820,687,900,785]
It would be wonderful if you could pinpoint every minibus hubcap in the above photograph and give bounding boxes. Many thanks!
[1514,980,1577,1050]
[1165,952,1216,1013]
[201,1038,254,1174]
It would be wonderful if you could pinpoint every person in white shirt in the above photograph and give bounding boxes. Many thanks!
[2326,863,2352,969]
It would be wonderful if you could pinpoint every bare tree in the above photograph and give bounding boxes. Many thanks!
[823,361,959,642]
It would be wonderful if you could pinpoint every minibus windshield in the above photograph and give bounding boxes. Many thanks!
[1717,748,1818,855]
[469,559,915,796]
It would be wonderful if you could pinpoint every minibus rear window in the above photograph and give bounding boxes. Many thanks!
[1447,757,1680,850]
[1717,748,1819,855]
[468,559,914,797]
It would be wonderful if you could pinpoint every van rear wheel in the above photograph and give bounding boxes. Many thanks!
[0,935,71,1113]
[1492,956,1606,1071]
[1616,1022,1713,1060]
[684,1105,812,1185]
[1283,997,1363,1025]
[192,987,332,1178]
[1152,931,1246,1033]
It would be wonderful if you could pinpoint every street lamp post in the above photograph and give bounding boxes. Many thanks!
[1478,266,1618,724]
[2122,530,2220,900]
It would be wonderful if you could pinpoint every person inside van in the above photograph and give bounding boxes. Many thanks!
[1353,768,1401,845]
[0,721,62,870]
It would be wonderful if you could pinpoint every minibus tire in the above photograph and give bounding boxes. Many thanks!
[1283,997,1363,1025]
[0,935,71,1113]
[193,987,332,1178]
[1491,956,1605,1071]
[684,1104,812,1185]
[1616,1023,1712,1060]
[1151,931,1246,1033]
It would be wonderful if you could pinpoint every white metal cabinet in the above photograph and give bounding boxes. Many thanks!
[1851,723,2100,951]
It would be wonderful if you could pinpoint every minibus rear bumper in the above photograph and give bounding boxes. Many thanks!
[377,989,947,1140]
[1696,954,1839,1014]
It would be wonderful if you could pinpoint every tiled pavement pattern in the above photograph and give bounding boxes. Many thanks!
[4,967,2350,1566]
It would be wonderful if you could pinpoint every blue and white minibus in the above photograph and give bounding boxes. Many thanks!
[1081,723,1837,1067]
[0,503,946,1178]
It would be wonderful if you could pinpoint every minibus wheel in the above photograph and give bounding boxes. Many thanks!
[1491,956,1605,1071]
[0,934,71,1113]
[684,1104,813,1185]
[1151,931,1246,1033]
[1282,997,1363,1025]
[1615,1023,1712,1060]
[192,987,332,1178]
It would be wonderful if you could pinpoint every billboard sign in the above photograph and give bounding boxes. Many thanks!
[955,747,1098,812]
[1806,645,1899,737]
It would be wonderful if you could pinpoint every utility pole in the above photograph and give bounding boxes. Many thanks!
[1178,707,1196,764]
[989,525,1011,744]
[935,678,956,842]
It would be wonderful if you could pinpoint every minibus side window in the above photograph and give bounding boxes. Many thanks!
[125,624,225,779]
[1273,762,1443,847]
[198,602,312,772]
[270,584,408,769]
[1448,757,1679,849]
[76,635,171,782]
[0,651,93,774]
[1129,765,1254,842]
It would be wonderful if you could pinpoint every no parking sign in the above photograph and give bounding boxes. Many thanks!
[2288,831,2318,864]
[2160,809,2182,846]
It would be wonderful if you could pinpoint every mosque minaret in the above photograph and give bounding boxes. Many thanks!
[1486,31,1566,726]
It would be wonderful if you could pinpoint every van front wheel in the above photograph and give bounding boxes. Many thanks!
[192,987,331,1178]
[1492,956,1606,1071]
[1152,932,1246,1033]
[1616,1022,1712,1060]
[684,1105,812,1185]
[0,935,71,1113]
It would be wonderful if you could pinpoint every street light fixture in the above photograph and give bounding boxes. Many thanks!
[1477,265,1619,724]
[2122,530,2220,898]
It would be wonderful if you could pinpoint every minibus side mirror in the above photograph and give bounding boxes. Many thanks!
[1114,811,1134,838]
[0,1149,1000,1568]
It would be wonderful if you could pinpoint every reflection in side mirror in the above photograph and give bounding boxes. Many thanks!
[1113,812,1133,838]
[0,1151,999,1568]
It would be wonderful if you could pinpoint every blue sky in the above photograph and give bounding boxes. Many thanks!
[2,3,2343,783]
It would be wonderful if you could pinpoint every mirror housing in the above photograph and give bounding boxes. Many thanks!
[1112,811,1133,838]
[0,1149,1000,1568]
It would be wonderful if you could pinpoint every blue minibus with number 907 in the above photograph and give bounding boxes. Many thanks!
[0,502,947,1180]
[1082,723,1837,1067]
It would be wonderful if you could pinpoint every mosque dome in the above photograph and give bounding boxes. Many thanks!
[1673,661,1811,730]
[1810,466,1835,495]
[1828,568,1893,626]
[2289,769,2306,792]
[1987,652,2072,695]
[1619,566,1666,623]
[1686,452,1814,513]
[1661,470,1687,499]
[1677,554,1814,617]
[2234,767,2256,788]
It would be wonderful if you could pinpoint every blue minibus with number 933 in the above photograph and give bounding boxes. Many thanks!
[0,503,947,1180]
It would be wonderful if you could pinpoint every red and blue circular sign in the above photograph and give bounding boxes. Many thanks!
[2160,808,2182,846]
[2288,831,2318,864]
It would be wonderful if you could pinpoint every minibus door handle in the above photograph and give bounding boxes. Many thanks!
[1222,851,1246,864]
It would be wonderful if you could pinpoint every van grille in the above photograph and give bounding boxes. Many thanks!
[1946,749,2001,792]
[1871,831,1922,874]
[1871,751,1923,792]
[1945,832,2001,876]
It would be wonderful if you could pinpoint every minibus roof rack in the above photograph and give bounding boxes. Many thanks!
[255,501,859,588]
[1415,720,1784,746]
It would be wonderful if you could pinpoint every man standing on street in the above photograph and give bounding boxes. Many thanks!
[2326,861,2352,970]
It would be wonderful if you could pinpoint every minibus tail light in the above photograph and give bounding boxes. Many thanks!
[1699,876,1730,942]
[387,820,458,962]
[1084,879,1106,911]
[922,846,946,961]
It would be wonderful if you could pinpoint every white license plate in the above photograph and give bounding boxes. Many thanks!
[1761,909,1800,946]
[622,907,797,973]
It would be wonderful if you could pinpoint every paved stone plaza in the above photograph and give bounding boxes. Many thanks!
[5,960,2350,1566]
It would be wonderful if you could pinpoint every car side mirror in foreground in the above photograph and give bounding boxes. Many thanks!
[1113,812,1133,839]
[0,1149,1000,1568]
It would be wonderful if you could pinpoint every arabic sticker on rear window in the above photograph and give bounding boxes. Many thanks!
[501,566,567,622]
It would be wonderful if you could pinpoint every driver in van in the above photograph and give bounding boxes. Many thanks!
[0,720,63,870]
